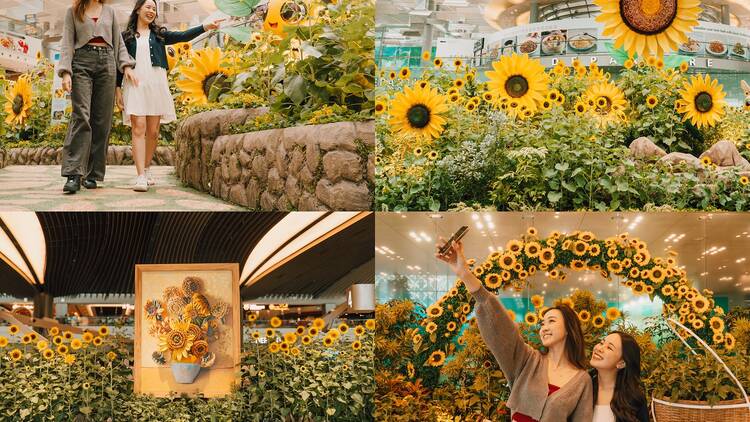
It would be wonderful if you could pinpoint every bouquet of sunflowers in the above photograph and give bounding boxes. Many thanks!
[143,277,229,383]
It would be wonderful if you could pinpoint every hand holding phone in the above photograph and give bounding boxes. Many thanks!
[438,226,469,256]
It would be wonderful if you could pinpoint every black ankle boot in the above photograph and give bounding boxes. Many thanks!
[63,175,81,193]
[82,179,97,189]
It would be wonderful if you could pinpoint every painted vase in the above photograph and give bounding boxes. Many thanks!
[171,362,201,384]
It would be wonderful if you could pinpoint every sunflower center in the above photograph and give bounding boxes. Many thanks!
[202,72,224,98]
[619,0,677,35]
[12,94,24,115]
[505,75,529,98]
[596,96,613,113]
[406,104,431,129]
[695,92,713,113]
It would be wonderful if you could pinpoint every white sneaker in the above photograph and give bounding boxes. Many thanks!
[133,175,149,192]
[144,168,155,186]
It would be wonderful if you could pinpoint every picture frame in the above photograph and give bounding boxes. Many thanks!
[134,263,240,397]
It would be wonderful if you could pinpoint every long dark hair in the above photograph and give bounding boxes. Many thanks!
[122,0,166,42]
[73,0,104,22]
[541,305,587,370]
[593,331,647,422]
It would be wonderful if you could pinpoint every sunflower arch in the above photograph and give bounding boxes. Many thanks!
[414,227,735,368]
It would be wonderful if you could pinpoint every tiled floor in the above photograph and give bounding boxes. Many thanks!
[0,165,241,211]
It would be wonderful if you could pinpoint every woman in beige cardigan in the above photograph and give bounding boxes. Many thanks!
[436,238,593,422]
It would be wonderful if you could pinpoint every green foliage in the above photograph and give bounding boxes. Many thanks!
[0,326,374,421]
[376,60,750,211]
[270,0,375,121]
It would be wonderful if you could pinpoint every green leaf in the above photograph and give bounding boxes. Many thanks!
[547,191,563,203]
[219,26,251,43]
[284,75,306,105]
[604,42,632,64]
[214,0,259,17]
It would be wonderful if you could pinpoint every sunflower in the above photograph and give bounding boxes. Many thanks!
[524,312,539,325]
[269,342,281,353]
[388,71,397,80]
[9,348,22,361]
[592,315,606,328]
[3,75,33,126]
[661,285,675,296]
[677,74,726,128]
[0,336,7,348]
[434,58,443,68]
[389,84,449,141]
[57,345,68,355]
[270,317,282,328]
[422,51,431,61]
[595,0,702,58]
[175,47,231,105]
[583,81,628,127]
[425,322,438,334]
[427,350,446,367]
[453,58,463,69]
[538,248,555,265]
[572,240,589,256]
[578,310,591,322]
[486,54,549,118]
[71,339,82,350]
[624,59,635,69]
[374,100,388,115]
[338,323,349,334]
[739,176,749,186]
[692,319,704,330]
[691,295,709,313]
[191,340,209,358]
[366,319,376,331]
[507,239,524,254]
[42,348,54,360]
[646,95,658,109]
[485,273,502,289]
[158,328,195,361]
[531,295,544,308]
[724,333,735,350]
[571,260,587,271]
[64,354,76,364]
[712,332,724,344]
[499,253,517,270]
[351,340,362,351]
[284,332,299,344]
[606,307,621,320]
[426,304,444,318]
[465,101,477,112]
[399,67,411,80]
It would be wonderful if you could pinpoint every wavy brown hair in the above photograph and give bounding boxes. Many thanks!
[541,305,587,370]
[593,331,647,422]
[73,0,104,22]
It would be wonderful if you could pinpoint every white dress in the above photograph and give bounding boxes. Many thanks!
[122,29,176,126]
[593,404,616,422]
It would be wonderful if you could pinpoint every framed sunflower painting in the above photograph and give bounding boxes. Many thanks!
[134,263,240,397]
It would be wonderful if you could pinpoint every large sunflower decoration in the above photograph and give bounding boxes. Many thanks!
[582,81,628,127]
[676,74,726,128]
[175,47,233,105]
[595,0,702,58]
[3,74,33,126]
[485,53,549,119]
[388,84,449,141]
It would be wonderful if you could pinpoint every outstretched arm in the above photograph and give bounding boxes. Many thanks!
[436,238,533,382]
[163,20,224,45]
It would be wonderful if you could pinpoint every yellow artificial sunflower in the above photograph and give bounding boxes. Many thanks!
[606,307,621,320]
[426,304,444,318]
[646,95,658,109]
[270,316,282,328]
[485,273,502,289]
[661,284,675,296]
[524,312,539,325]
[175,47,231,105]
[571,260,587,271]
[70,339,82,350]
[374,100,388,115]
[724,333,735,350]
[366,319,376,330]
[3,75,33,126]
[524,241,541,258]
[740,176,749,186]
[9,348,22,361]
[539,248,555,265]
[427,350,446,367]
[595,0,702,58]
[434,58,443,68]
[422,51,431,61]
[578,310,591,322]
[676,74,726,128]
[712,332,724,345]
[486,54,549,118]
[679,61,690,72]
[388,84,449,141]
[531,295,544,308]
[592,315,606,328]
[582,81,628,127]
[399,67,411,80]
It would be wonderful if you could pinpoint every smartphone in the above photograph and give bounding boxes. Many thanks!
[438,226,469,255]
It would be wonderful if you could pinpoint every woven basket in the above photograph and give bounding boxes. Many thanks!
[652,397,750,422]
[650,318,750,422]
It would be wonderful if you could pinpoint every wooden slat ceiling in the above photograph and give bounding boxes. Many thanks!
[0,212,286,298]
[241,213,375,299]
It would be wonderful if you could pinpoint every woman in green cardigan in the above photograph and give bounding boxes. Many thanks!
[436,237,593,422]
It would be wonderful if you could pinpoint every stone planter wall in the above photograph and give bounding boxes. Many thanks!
[175,109,374,211]
[0,145,175,166]
[0,149,6,170]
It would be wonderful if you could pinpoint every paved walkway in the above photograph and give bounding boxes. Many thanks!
[0,165,242,211]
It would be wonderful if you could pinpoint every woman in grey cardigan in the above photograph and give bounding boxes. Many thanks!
[57,0,138,193]
[436,238,593,422]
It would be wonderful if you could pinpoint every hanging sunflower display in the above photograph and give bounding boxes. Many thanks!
[676,74,726,128]
[581,81,628,127]
[388,84,449,141]
[594,0,702,58]
[485,53,549,118]
[175,47,233,105]
[3,74,33,126]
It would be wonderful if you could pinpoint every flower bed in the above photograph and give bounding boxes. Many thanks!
[0,318,375,421]
[175,109,374,210]
[375,53,750,211]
